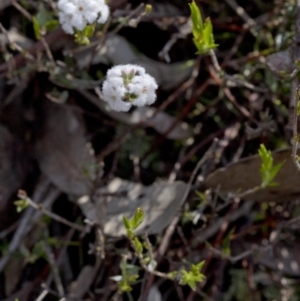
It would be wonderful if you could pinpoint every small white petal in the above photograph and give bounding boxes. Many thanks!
[132,95,148,107]
[57,0,69,9]
[59,12,75,34]
[108,99,131,112]
[106,65,125,77]
[61,21,74,34]
[71,13,87,30]
[83,11,98,23]
[97,5,110,24]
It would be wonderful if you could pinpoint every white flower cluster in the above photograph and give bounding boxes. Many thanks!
[58,0,109,34]
[102,64,158,112]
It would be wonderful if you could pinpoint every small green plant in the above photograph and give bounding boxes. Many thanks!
[112,208,206,293]
[258,144,284,188]
[188,0,218,54]
[179,261,206,291]
[111,258,140,293]
[32,3,58,39]
[123,207,144,239]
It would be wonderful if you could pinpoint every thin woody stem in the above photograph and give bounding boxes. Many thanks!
[292,86,300,170]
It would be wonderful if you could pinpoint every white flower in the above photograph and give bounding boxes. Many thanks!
[58,0,110,34]
[102,64,158,112]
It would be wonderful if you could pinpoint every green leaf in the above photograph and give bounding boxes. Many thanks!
[179,261,206,291]
[297,101,300,116]
[123,208,144,239]
[32,16,41,40]
[36,3,50,27]
[222,230,232,256]
[83,25,94,38]
[14,199,29,213]
[33,3,55,38]
[258,144,284,188]
[123,216,131,231]
[130,207,144,231]
[193,260,205,272]
[74,30,91,45]
[118,281,132,293]
[133,237,143,254]
[188,1,218,54]
[269,162,284,183]
[180,270,197,290]
[189,0,203,36]
[168,270,178,280]
[45,20,59,32]
[117,258,139,293]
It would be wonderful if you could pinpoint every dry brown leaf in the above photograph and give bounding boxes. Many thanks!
[0,0,10,11]
[73,34,193,90]
[78,90,192,140]
[97,178,188,236]
[108,104,192,140]
[35,101,96,196]
[147,285,162,301]
[0,28,33,49]
[256,241,300,276]
[1,282,33,301]
[5,218,45,296]
[130,107,192,140]
[78,178,187,236]
[204,148,300,202]
[68,265,98,299]
[265,46,294,77]
[4,257,24,296]
[0,124,26,211]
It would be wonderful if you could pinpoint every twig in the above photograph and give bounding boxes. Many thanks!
[111,3,145,35]
[207,64,257,124]
[288,2,300,129]
[223,0,257,36]
[209,49,267,92]
[96,226,106,259]
[208,245,253,263]
[192,201,254,245]
[130,240,172,280]
[40,36,56,68]
[141,139,219,300]
[18,190,86,233]
[45,228,75,297]
[159,19,192,63]
[87,15,112,69]
[35,288,49,301]
[0,179,56,272]
[157,138,219,260]
[292,85,300,170]
[0,22,34,61]
[0,220,19,239]
[209,49,223,75]
[11,0,32,20]
[44,241,65,298]
[0,28,66,76]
